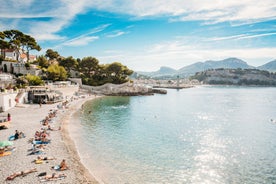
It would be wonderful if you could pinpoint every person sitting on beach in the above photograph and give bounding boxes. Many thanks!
[19,131,25,138]
[34,130,50,142]
[52,159,69,171]
[48,110,57,119]
[40,131,50,143]
[9,130,25,141]
[42,116,50,126]
[41,130,48,138]
[47,125,53,131]
[59,159,69,170]
[7,113,11,121]
[35,131,41,141]
[14,130,20,140]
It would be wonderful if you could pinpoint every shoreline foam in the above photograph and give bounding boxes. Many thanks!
[61,95,100,184]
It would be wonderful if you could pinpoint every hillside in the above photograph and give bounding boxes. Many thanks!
[138,66,177,78]
[190,68,276,86]
[257,60,276,72]
[177,58,253,77]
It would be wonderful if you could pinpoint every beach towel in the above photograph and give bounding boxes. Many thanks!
[39,175,66,182]
[33,140,51,145]
[35,159,44,164]
[52,165,60,170]
[0,151,11,157]
[28,150,44,155]
[8,135,15,141]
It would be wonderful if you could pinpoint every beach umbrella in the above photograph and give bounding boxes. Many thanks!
[0,141,13,148]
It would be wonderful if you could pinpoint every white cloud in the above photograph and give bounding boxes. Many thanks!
[0,0,91,40]
[63,36,99,46]
[34,34,66,41]
[90,0,276,24]
[106,31,126,38]
[207,32,276,41]
[60,24,110,46]
[1,0,275,42]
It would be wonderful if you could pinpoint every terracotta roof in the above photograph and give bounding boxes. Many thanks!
[29,55,36,59]
[20,53,27,59]
[1,49,15,52]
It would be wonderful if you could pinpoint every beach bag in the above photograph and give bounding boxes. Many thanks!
[38,172,47,177]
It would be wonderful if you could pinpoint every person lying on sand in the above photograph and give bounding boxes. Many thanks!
[39,156,55,160]
[0,147,5,154]
[28,145,45,155]
[0,146,15,155]
[3,146,16,152]
[36,144,46,149]
[6,168,37,180]
[42,116,50,126]
[33,156,56,164]
[47,125,61,131]
[40,173,66,180]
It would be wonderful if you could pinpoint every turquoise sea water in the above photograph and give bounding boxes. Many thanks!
[72,86,276,184]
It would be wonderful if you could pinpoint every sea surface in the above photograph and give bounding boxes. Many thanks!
[70,86,276,184]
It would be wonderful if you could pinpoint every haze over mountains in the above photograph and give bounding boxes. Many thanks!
[136,58,276,79]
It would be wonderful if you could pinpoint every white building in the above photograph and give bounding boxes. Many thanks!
[0,90,18,112]
[1,61,42,76]
[0,49,36,63]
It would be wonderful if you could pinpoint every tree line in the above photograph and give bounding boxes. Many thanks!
[0,30,133,87]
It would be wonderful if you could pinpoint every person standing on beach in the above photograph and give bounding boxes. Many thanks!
[7,113,11,121]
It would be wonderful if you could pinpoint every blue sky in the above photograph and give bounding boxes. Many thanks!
[0,0,275,71]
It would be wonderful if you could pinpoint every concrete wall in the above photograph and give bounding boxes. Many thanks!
[1,61,42,75]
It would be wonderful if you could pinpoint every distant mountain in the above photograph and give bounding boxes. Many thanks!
[176,58,254,77]
[257,60,276,72]
[136,57,254,79]
[137,66,177,78]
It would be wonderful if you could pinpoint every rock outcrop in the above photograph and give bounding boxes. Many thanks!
[81,82,167,96]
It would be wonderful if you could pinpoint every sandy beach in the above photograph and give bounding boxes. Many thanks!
[0,87,99,184]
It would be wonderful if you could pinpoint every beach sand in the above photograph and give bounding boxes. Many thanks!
[0,87,99,184]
